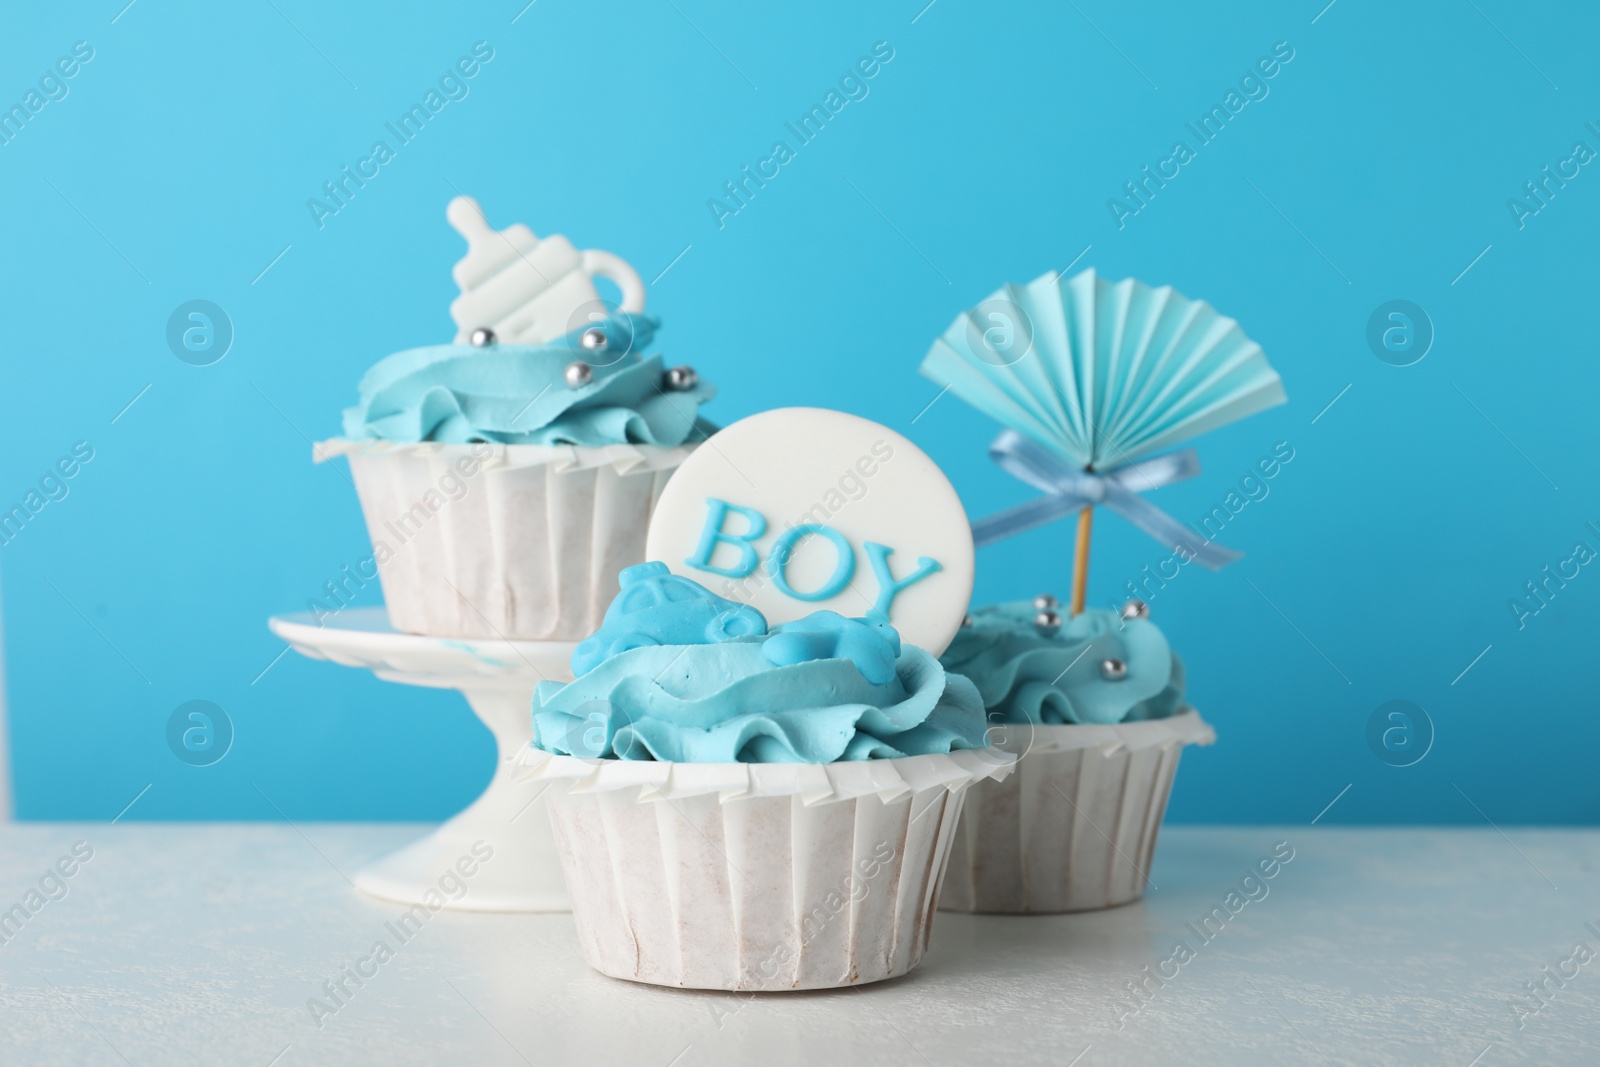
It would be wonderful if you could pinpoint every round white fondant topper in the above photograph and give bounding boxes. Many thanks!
[645,407,974,655]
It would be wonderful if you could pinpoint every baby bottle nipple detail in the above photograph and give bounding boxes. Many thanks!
[446,195,646,347]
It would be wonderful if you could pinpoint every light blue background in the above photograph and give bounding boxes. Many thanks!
[1,0,1593,824]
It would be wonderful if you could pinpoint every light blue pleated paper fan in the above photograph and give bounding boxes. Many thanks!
[920,269,1286,469]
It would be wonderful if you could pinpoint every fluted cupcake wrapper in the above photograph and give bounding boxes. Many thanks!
[939,711,1214,914]
[520,748,1016,990]
[319,439,694,640]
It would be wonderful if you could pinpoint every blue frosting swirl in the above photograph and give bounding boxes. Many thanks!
[939,603,1186,725]
[533,564,990,763]
[341,313,716,446]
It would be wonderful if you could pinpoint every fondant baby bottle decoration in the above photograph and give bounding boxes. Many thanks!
[446,195,646,346]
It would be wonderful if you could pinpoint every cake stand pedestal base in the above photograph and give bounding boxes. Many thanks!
[268,608,575,913]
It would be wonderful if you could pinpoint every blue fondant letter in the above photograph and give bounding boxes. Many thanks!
[768,524,855,601]
[864,542,941,617]
[685,498,767,579]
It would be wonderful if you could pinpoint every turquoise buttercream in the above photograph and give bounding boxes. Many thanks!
[939,603,1186,725]
[341,313,717,446]
[533,641,987,763]
[534,570,990,763]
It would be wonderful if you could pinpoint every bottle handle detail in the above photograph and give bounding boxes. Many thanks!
[580,250,647,313]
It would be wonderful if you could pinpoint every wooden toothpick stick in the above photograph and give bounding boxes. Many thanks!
[1070,506,1093,616]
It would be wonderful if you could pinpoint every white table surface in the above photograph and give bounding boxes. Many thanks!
[0,824,1595,1066]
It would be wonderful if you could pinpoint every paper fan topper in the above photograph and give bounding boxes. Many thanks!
[920,267,1286,614]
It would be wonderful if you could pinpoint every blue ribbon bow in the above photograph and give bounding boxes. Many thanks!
[969,429,1243,570]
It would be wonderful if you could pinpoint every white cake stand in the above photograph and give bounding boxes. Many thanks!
[268,608,575,912]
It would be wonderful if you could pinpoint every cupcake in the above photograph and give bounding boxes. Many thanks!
[519,562,1014,990]
[935,599,1213,914]
[319,200,715,640]
[913,267,1280,913]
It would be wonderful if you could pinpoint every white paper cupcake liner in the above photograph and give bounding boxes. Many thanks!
[318,439,693,640]
[518,747,1016,990]
[939,710,1214,915]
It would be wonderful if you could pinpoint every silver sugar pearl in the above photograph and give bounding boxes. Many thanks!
[1120,599,1150,621]
[1033,594,1059,611]
[961,613,974,628]
[580,327,609,351]
[563,360,594,388]
[469,327,496,347]
[663,364,698,391]
[1034,609,1061,636]
[1100,658,1128,681]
